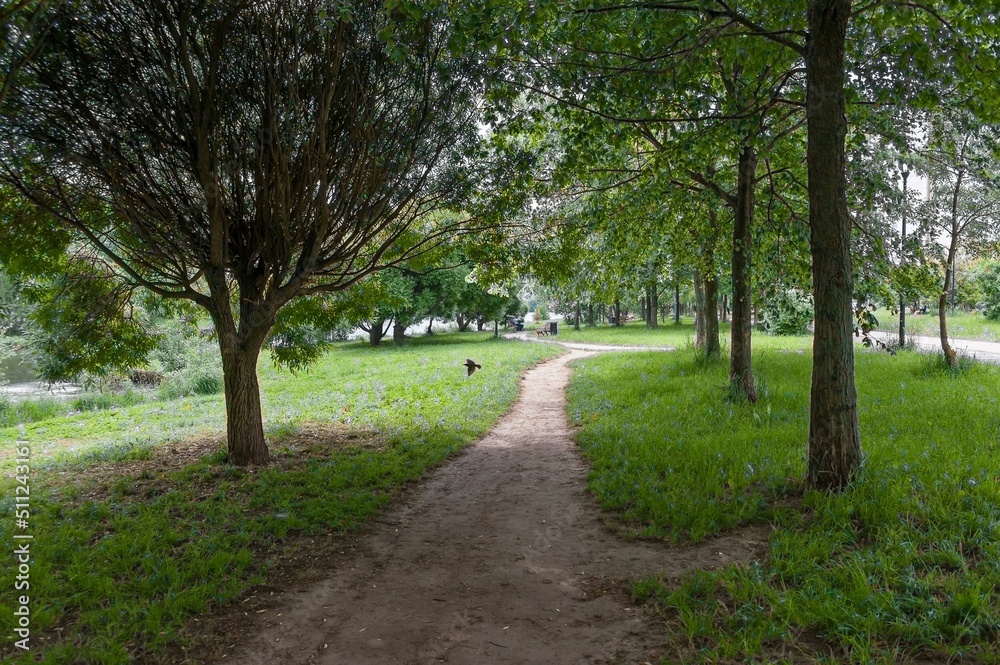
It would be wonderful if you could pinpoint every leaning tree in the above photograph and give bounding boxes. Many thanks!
[0,0,489,465]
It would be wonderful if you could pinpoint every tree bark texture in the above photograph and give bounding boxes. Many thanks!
[939,169,964,366]
[393,321,406,346]
[575,301,582,330]
[588,302,595,327]
[674,281,681,324]
[650,287,659,329]
[368,318,387,347]
[806,0,861,491]
[703,268,721,360]
[694,269,706,349]
[730,145,758,402]
[220,344,270,466]
[939,237,958,366]
[206,271,274,466]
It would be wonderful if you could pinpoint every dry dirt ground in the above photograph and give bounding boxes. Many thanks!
[206,350,769,665]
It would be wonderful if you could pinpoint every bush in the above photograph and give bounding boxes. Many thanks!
[156,331,224,399]
[973,260,1000,321]
[761,288,813,336]
[159,366,223,400]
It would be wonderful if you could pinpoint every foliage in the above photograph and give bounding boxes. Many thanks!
[0,270,32,336]
[973,259,1000,321]
[268,284,385,369]
[156,334,224,401]
[570,346,1000,662]
[22,256,161,382]
[761,288,813,336]
[0,335,560,662]
[0,0,502,463]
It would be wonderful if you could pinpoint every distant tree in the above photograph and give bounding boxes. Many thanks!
[973,260,1000,321]
[0,0,489,465]
[916,116,1000,365]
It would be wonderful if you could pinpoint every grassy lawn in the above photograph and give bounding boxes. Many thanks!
[0,333,561,663]
[873,308,1000,342]
[553,320,813,354]
[568,347,1000,663]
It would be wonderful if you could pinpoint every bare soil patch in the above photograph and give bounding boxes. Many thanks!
[46,421,386,507]
[190,350,769,665]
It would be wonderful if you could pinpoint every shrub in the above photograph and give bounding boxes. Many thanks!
[157,333,223,399]
[973,260,1000,321]
[761,288,813,336]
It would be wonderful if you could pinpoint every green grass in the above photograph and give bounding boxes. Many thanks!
[0,333,561,663]
[554,319,707,346]
[874,308,1000,342]
[568,346,1000,663]
[554,320,814,353]
[0,390,147,429]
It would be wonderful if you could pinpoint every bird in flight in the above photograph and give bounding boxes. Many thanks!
[464,359,482,376]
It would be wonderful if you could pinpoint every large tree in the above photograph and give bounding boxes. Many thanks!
[0,0,487,464]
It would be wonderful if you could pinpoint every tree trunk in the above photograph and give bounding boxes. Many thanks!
[393,321,406,346]
[477,316,486,332]
[940,238,959,366]
[641,294,647,324]
[614,299,621,326]
[730,144,758,402]
[575,301,582,330]
[703,269,721,360]
[588,302,595,327]
[939,168,964,366]
[674,280,681,324]
[220,346,269,466]
[806,0,861,492]
[426,318,433,335]
[205,275,272,467]
[721,294,728,323]
[368,317,386,347]
[651,287,659,329]
[694,269,706,348]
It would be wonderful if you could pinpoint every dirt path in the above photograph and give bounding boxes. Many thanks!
[218,350,767,665]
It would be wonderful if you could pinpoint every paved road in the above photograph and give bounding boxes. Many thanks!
[867,331,1000,364]
[506,328,1000,365]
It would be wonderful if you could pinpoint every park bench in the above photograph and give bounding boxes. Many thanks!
[536,322,554,336]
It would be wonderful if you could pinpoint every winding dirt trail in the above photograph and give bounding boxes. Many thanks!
[218,350,767,665]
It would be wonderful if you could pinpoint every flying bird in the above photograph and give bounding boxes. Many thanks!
[464,359,482,376]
